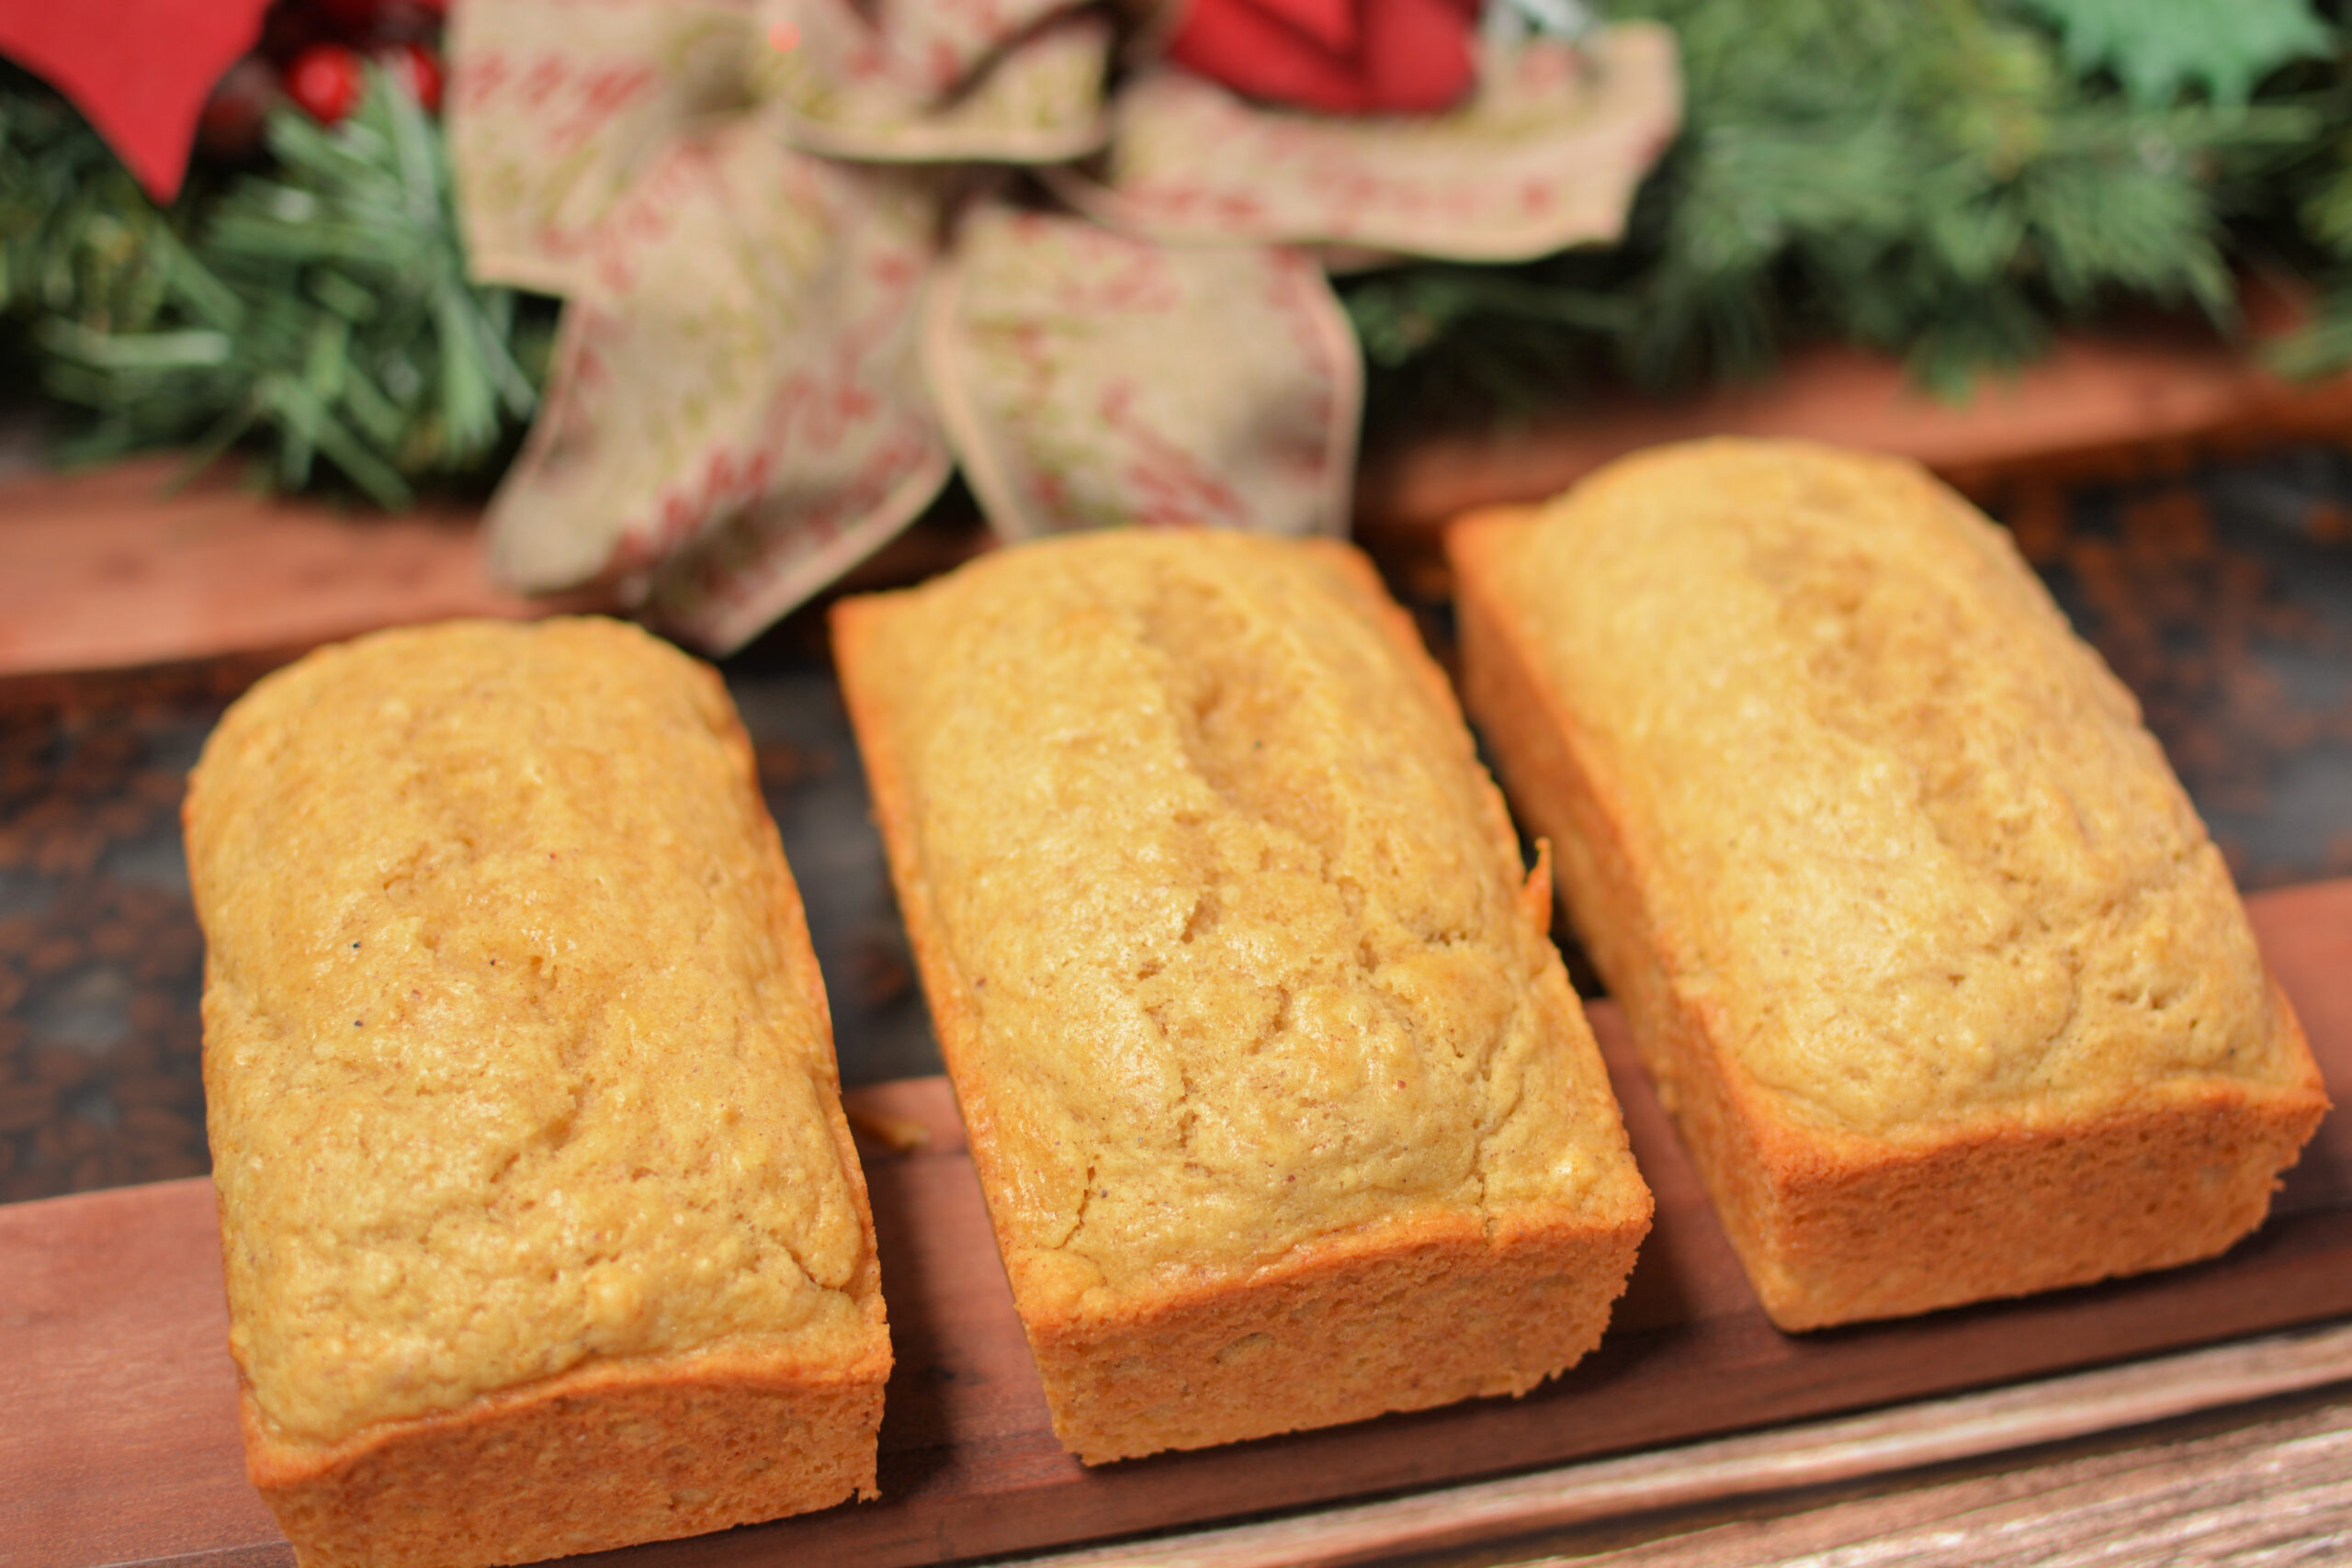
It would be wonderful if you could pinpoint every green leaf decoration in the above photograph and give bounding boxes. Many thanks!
[2010,0,2332,107]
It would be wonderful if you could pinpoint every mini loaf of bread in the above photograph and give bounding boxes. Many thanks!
[186,618,890,1568]
[834,532,1652,1463]
[1451,438,2331,1331]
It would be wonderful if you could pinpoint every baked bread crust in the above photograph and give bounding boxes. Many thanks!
[187,617,889,1566]
[1449,441,2331,1331]
[246,1350,886,1568]
[835,533,1651,1462]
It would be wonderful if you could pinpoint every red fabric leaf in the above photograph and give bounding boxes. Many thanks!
[1245,0,1356,54]
[0,0,275,198]
[1166,0,1478,115]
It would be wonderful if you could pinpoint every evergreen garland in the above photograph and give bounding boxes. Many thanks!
[6,1,2352,501]
[1348,0,2339,433]
[0,85,194,339]
[0,63,546,506]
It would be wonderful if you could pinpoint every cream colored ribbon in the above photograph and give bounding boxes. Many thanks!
[448,0,1681,650]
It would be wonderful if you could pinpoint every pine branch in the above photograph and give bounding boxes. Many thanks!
[0,66,548,506]
[1351,0,2342,430]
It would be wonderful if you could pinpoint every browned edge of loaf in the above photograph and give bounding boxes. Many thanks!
[831,538,1650,1464]
[1445,507,2333,1334]
[242,1352,888,1568]
[194,626,891,1568]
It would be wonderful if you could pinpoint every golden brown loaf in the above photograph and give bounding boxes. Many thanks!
[1451,438,2330,1330]
[186,617,889,1567]
[835,532,1652,1463]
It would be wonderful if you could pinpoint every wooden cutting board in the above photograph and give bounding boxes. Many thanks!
[6,881,2348,1568]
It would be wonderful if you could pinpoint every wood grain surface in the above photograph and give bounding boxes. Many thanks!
[1353,299,2352,570]
[1001,1322,2352,1568]
[3,883,2347,1568]
[1560,1382,2352,1567]
[0,459,575,679]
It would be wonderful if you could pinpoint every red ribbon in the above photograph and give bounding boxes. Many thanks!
[0,0,273,198]
[1165,0,1481,116]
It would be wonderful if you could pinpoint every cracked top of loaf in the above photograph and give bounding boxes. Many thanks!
[1494,438,2302,1138]
[845,533,1645,1311]
[187,618,879,1450]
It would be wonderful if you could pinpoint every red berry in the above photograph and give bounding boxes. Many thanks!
[198,55,282,161]
[286,42,365,124]
[374,40,444,113]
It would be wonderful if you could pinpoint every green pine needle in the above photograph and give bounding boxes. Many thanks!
[0,64,548,506]
[1352,0,2346,433]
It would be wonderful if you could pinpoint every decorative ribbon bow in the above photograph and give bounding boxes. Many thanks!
[449,0,1679,649]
